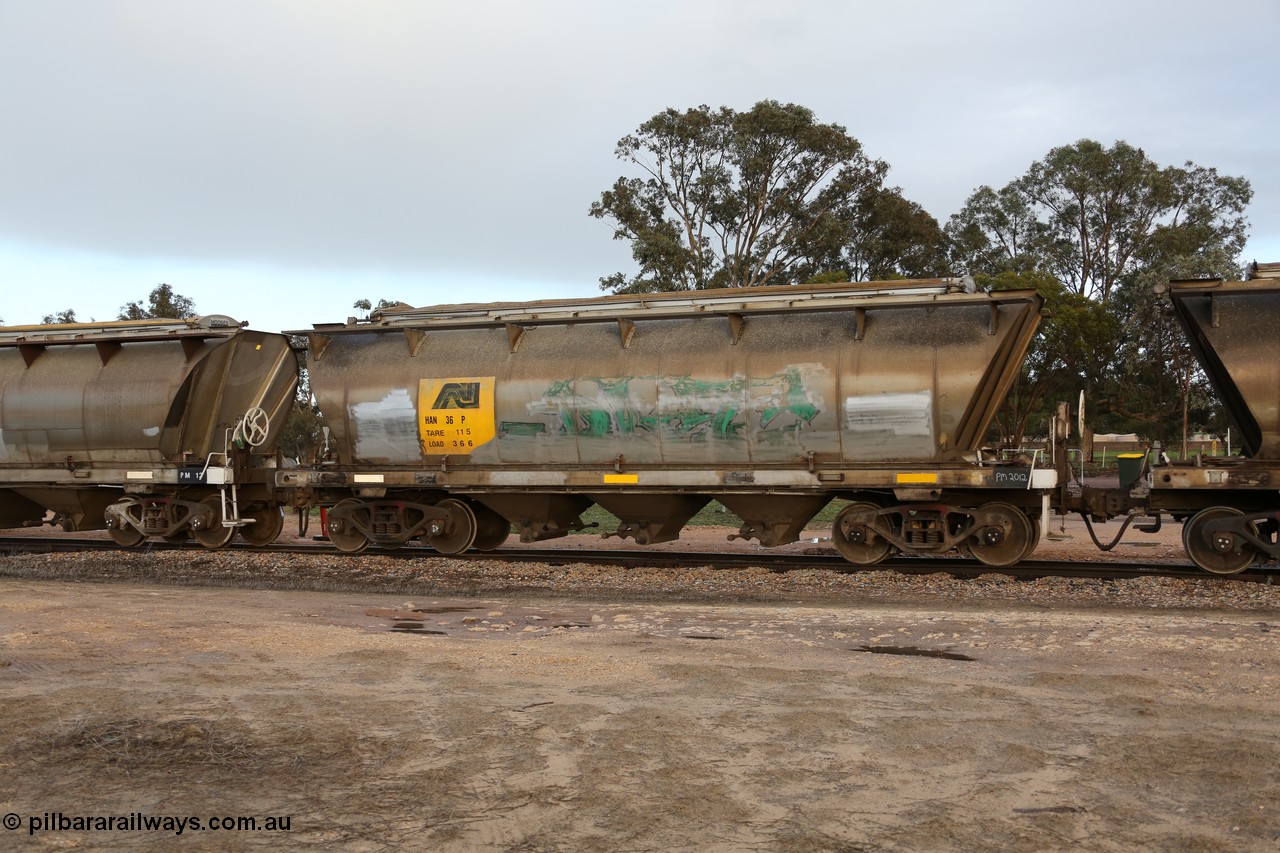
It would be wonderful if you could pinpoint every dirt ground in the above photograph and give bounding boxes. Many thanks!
[2,571,1278,851]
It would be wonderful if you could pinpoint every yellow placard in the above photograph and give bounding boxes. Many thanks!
[895,472,938,484]
[418,377,496,455]
[603,473,640,484]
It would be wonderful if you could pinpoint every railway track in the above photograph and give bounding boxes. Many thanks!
[1,535,1276,584]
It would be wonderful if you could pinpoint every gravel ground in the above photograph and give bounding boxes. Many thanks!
[3,516,1279,851]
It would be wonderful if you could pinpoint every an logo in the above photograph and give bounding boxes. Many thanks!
[431,382,482,409]
[418,377,496,455]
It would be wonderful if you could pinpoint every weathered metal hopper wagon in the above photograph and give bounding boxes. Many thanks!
[1155,264,1280,572]
[288,278,1053,565]
[0,315,297,547]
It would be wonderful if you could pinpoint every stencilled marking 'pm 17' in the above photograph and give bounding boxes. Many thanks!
[418,377,496,455]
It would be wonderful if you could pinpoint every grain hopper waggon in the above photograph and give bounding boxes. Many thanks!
[1149,270,1280,572]
[284,278,1055,565]
[0,315,297,547]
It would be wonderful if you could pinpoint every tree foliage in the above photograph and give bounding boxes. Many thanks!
[352,298,407,319]
[590,101,911,292]
[118,283,197,320]
[948,140,1252,304]
[832,187,949,281]
[276,398,325,463]
[42,309,79,324]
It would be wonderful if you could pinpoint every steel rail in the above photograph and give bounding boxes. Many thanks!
[0,536,1275,584]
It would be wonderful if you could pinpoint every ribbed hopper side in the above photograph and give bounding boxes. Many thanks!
[0,316,297,466]
[301,280,1042,468]
[1169,279,1280,460]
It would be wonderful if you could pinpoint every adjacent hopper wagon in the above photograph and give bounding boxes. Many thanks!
[0,315,297,547]
[1149,268,1280,572]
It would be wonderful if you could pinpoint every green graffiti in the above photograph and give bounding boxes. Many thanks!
[760,367,819,428]
[530,368,823,440]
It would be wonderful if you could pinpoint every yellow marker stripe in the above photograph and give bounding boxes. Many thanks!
[895,473,938,484]
[603,473,640,484]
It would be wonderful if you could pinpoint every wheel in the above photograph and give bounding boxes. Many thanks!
[1183,507,1256,575]
[240,506,284,547]
[192,495,236,549]
[968,503,1035,567]
[106,500,145,548]
[327,499,370,553]
[107,519,145,547]
[471,504,511,551]
[1020,517,1042,562]
[832,502,894,565]
[109,526,145,547]
[428,499,477,555]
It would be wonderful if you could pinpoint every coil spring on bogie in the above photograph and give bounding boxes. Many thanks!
[905,517,943,546]
[142,503,169,533]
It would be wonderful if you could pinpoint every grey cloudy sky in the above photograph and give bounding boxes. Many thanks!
[1,0,1276,333]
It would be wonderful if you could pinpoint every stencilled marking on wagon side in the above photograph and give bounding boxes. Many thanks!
[418,376,496,455]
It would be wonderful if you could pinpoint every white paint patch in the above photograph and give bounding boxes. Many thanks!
[844,391,935,459]
[845,392,932,434]
[750,471,821,487]
[488,471,568,487]
[1031,469,1058,489]
[350,389,420,463]
[143,426,160,437]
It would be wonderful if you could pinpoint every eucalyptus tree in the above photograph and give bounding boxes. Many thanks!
[590,101,899,292]
[947,140,1251,304]
[41,309,78,324]
[821,187,949,281]
[118,283,197,320]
